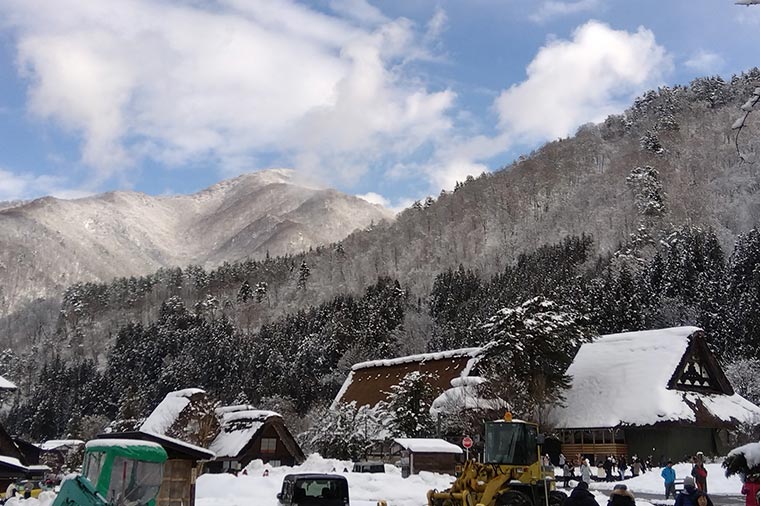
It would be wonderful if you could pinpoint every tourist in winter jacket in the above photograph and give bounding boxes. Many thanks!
[741,477,760,506]
[691,460,708,493]
[604,457,614,482]
[565,480,600,506]
[618,456,628,480]
[563,461,574,487]
[662,461,677,499]
[675,476,714,506]
[608,484,635,506]
[580,459,593,484]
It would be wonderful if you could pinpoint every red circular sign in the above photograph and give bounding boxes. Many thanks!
[462,436,473,449]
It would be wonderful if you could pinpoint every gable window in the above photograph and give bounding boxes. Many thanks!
[261,438,277,454]
[675,352,720,392]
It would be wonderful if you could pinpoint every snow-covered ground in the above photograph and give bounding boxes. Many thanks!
[4,459,739,506]
[580,463,743,496]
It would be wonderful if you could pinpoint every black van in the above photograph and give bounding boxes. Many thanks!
[277,473,350,506]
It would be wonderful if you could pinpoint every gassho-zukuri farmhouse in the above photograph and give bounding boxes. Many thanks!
[333,326,760,461]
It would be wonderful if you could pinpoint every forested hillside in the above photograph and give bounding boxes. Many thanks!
[3,70,760,442]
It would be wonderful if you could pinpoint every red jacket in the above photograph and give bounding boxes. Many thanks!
[742,481,760,506]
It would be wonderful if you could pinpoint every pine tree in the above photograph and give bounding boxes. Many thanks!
[385,371,437,438]
[297,261,310,290]
[480,297,592,426]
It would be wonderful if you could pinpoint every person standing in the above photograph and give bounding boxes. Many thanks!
[604,457,614,482]
[741,475,760,506]
[692,460,708,493]
[580,459,593,484]
[662,461,677,499]
[563,460,573,488]
[632,457,642,478]
[619,456,628,481]
[560,453,567,467]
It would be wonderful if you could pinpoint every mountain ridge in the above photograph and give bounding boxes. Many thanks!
[0,169,393,311]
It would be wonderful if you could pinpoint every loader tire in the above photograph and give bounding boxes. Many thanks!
[549,490,568,506]
[497,490,533,506]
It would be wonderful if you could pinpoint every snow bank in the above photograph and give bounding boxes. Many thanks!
[585,463,743,496]
[5,491,56,506]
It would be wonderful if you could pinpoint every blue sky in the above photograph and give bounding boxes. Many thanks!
[0,0,759,209]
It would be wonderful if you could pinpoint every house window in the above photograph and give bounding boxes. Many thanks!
[261,438,277,454]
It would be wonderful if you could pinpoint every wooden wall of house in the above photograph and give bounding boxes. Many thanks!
[625,427,717,462]
[410,452,459,475]
[241,423,298,467]
[157,459,195,506]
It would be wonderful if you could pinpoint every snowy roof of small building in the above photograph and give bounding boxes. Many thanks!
[209,406,280,459]
[332,348,482,409]
[0,375,17,391]
[37,439,85,451]
[140,388,205,435]
[550,326,760,429]
[0,456,27,471]
[393,438,463,454]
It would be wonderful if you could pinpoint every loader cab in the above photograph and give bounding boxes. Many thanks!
[484,419,539,466]
[81,439,167,506]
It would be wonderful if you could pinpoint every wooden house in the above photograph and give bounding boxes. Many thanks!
[98,431,214,506]
[206,405,305,473]
[391,438,463,476]
[36,439,84,472]
[549,326,760,462]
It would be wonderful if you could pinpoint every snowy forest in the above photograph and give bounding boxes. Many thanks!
[1,71,760,454]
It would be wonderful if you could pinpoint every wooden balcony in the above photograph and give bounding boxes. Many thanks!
[561,443,629,460]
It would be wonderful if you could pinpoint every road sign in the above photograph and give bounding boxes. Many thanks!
[462,436,473,449]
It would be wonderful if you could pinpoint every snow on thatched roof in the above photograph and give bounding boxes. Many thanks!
[550,326,760,428]
[393,438,463,454]
[332,348,481,409]
[140,388,205,435]
[209,405,280,459]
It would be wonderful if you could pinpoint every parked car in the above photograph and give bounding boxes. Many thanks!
[277,473,350,505]
[351,462,385,473]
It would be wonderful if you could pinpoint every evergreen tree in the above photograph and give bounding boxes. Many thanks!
[480,297,591,426]
[385,371,437,438]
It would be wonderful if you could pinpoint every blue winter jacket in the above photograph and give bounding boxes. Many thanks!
[661,466,676,484]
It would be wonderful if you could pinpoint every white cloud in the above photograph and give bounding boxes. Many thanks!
[684,50,724,74]
[530,0,602,23]
[494,21,671,142]
[356,191,390,207]
[2,0,454,188]
[0,168,91,201]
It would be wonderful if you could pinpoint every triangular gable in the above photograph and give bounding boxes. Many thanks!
[668,330,734,395]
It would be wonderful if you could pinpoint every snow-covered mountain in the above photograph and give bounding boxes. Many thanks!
[0,169,393,309]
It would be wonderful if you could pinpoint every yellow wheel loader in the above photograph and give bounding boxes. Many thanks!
[427,415,567,506]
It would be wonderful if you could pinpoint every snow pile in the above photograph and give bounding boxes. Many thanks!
[728,442,760,469]
[431,376,505,415]
[550,327,760,428]
[5,491,56,506]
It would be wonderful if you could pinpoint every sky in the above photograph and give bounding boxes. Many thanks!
[0,0,759,210]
